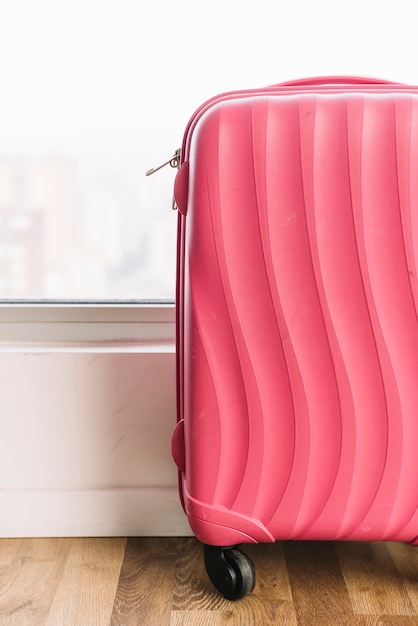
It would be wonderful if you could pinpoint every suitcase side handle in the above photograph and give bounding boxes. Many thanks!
[276,76,402,87]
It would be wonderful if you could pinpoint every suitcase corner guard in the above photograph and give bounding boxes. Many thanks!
[182,481,275,546]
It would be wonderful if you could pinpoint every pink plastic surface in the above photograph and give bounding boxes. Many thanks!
[174,78,418,546]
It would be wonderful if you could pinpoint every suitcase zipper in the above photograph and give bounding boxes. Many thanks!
[145,149,181,210]
[145,149,181,176]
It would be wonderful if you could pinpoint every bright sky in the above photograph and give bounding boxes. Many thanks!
[0,0,417,166]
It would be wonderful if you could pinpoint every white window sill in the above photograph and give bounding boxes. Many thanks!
[0,301,175,353]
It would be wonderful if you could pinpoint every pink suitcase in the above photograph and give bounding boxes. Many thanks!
[171,76,418,599]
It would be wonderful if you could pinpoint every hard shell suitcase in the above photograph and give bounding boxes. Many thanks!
[171,76,418,599]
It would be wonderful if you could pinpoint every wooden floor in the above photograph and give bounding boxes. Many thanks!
[1,537,418,625]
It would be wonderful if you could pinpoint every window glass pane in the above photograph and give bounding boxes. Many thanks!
[0,153,176,300]
[0,1,181,301]
[0,0,415,300]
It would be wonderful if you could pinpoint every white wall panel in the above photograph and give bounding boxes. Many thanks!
[0,305,192,537]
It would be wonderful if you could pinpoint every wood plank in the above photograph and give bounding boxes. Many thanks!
[356,617,418,625]
[45,537,126,626]
[336,542,415,617]
[0,538,23,567]
[241,542,298,625]
[0,537,71,626]
[110,537,177,626]
[282,540,355,625]
[386,542,418,615]
[170,611,223,626]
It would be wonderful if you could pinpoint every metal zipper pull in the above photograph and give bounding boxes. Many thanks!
[145,149,181,176]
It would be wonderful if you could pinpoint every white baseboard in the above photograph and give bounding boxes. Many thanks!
[0,487,193,537]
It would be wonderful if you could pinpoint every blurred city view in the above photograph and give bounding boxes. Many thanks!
[0,154,178,301]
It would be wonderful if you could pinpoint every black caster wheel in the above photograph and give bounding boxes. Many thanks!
[203,544,256,600]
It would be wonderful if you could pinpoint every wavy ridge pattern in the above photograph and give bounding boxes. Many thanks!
[183,92,418,543]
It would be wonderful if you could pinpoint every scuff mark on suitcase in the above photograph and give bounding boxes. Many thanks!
[282,213,297,227]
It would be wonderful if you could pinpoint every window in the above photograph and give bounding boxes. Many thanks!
[0,1,415,303]
[0,2,181,302]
